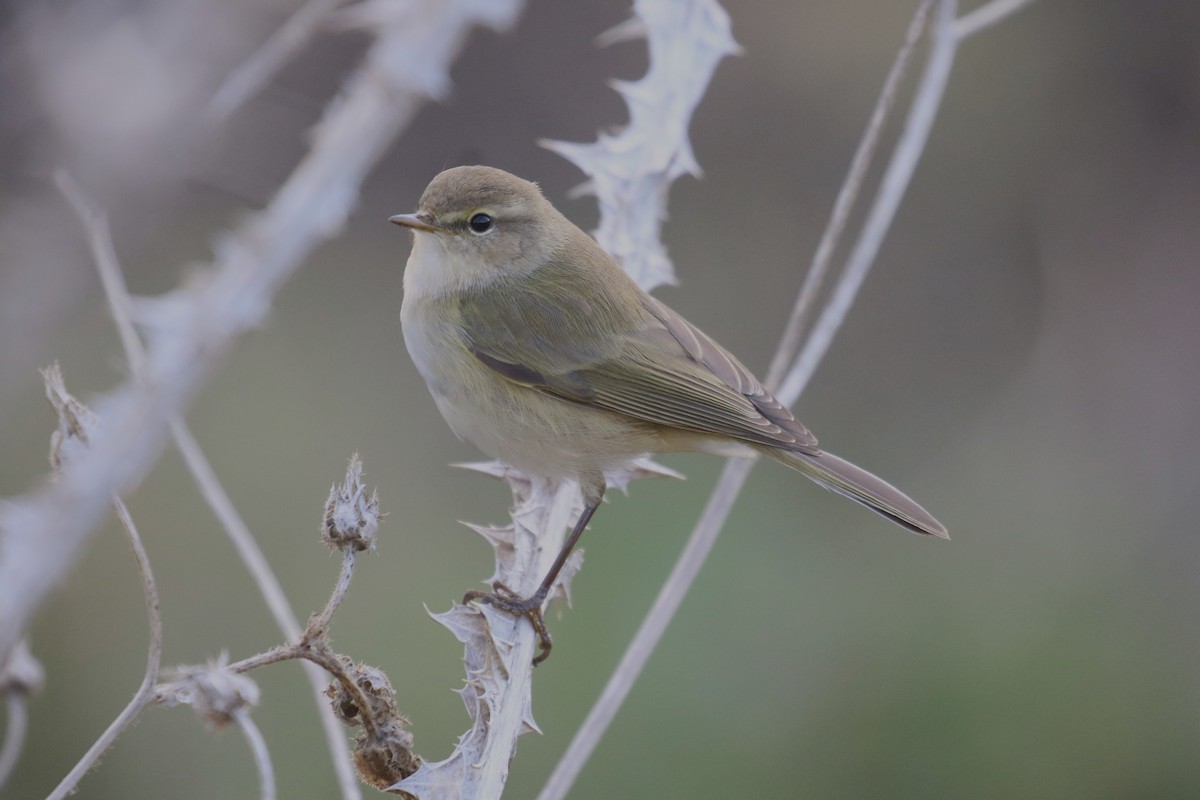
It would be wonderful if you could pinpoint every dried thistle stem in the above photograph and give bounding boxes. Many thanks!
[57,169,365,799]
[209,0,347,119]
[47,494,162,800]
[764,0,936,386]
[309,551,359,640]
[777,0,960,403]
[235,709,277,800]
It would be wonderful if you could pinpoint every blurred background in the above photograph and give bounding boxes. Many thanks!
[3,0,1199,797]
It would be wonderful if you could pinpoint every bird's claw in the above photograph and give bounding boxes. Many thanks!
[463,582,553,665]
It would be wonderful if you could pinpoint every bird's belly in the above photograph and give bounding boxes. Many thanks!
[402,300,659,479]
[430,373,660,479]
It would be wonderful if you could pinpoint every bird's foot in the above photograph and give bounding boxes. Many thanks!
[463,581,553,665]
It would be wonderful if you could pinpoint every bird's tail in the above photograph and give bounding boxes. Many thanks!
[761,447,948,538]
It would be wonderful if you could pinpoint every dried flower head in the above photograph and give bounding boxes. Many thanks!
[159,656,260,730]
[322,454,379,552]
[324,656,419,791]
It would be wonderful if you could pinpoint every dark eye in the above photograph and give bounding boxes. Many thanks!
[468,213,493,234]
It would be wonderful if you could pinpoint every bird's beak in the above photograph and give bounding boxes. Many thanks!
[388,212,442,233]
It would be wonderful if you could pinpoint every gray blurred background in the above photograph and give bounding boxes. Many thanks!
[3,0,1199,797]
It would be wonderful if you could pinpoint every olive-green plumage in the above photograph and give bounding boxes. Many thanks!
[393,165,946,538]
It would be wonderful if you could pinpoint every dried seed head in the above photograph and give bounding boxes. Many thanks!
[323,656,419,791]
[324,656,400,728]
[160,656,260,730]
[353,719,421,793]
[323,454,379,552]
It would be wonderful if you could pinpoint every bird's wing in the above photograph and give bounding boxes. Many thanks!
[460,277,818,453]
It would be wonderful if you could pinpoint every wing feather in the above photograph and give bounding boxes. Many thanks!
[459,264,818,453]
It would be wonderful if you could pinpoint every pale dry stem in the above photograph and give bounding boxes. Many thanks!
[235,709,277,800]
[57,169,364,799]
[311,551,359,638]
[210,0,347,119]
[778,0,960,403]
[763,0,936,386]
[46,493,163,800]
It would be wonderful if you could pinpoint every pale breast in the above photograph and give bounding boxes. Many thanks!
[402,293,663,479]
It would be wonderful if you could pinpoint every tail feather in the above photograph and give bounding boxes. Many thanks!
[762,447,948,539]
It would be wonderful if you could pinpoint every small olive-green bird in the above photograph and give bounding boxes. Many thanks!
[392,165,946,662]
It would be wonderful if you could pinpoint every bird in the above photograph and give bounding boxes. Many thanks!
[391,165,946,663]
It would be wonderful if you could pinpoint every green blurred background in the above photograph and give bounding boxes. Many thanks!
[3,0,1199,797]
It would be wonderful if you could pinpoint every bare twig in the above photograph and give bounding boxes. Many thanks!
[40,367,161,797]
[542,2,965,796]
[55,175,146,375]
[206,645,379,745]
[311,551,360,637]
[156,622,381,744]
[235,709,277,800]
[764,0,935,385]
[46,492,163,800]
[172,422,364,798]
[169,425,304,661]
[57,170,365,799]
[210,0,346,119]
[778,0,959,404]
[953,0,1040,39]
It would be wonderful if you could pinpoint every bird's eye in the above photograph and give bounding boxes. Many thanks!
[467,213,494,234]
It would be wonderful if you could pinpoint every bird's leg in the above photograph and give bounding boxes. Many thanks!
[464,490,603,666]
